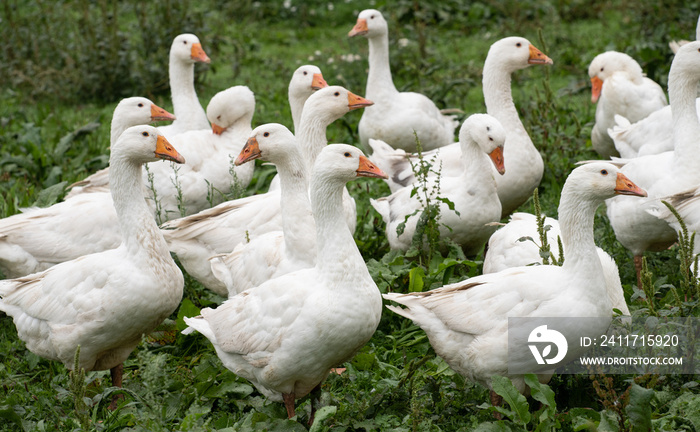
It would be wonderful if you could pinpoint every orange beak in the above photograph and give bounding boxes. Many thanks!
[235,136,262,166]
[347,91,374,110]
[590,76,603,103]
[528,44,553,65]
[211,123,226,135]
[150,104,175,122]
[489,146,505,175]
[155,135,186,164]
[356,155,388,179]
[311,73,328,90]
[191,42,211,64]
[614,172,647,197]
[348,18,368,37]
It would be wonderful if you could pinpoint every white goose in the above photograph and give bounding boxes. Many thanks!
[483,212,630,316]
[157,33,211,139]
[0,98,174,278]
[383,163,646,394]
[0,126,185,400]
[183,144,386,419]
[348,9,458,152]
[588,51,667,158]
[288,65,328,132]
[263,64,328,193]
[65,97,175,198]
[162,86,373,295]
[61,86,256,221]
[371,114,506,255]
[209,124,315,296]
[367,36,552,218]
[147,85,256,220]
[606,41,700,284]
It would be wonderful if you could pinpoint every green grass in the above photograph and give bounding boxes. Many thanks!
[1,1,700,430]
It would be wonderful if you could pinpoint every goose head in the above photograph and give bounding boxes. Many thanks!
[289,65,328,99]
[349,9,388,39]
[460,114,507,175]
[235,123,296,166]
[171,33,210,65]
[587,51,643,103]
[303,85,374,122]
[313,144,387,184]
[670,40,700,83]
[487,36,553,74]
[114,97,175,124]
[565,163,646,203]
[113,125,185,165]
[206,85,256,135]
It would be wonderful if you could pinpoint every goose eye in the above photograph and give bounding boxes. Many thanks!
[303,71,308,75]
[142,132,149,137]
[344,152,351,157]
[263,132,270,137]
[489,137,494,141]
[334,91,340,96]
[138,103,144,107]
[600,67,604,72]
[516,42,522,47]
[600,169,608,175]
[217,115,222,120]
[370,15,375,19]
[183,40,188,45]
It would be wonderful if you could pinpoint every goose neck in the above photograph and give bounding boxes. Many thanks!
[169,56,206,128]
[482,64,523,134]
[458,137,493,183]
[310,176,361,273]
[276,153,312,252]
[288,92,309,133]
[297,113,330,167]
[669,66,700,167]
[557,191,601,275]
[366,34,398,97]
[109,156,169,257]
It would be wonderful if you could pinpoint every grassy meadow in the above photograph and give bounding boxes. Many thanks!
[1,0,700,430]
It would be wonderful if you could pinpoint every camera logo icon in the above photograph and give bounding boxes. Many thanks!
[528,325,568,365]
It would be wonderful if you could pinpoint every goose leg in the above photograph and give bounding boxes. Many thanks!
[108,363,124,410]
[282,392,296,418]
[308,383,322,425]
[490,390,503,420]
[634,254,643,289]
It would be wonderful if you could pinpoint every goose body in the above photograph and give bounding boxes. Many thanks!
[606,41,700,280]
[183,144,386,418]
[367,36,552,217]
[371,114,506,255]
[0,98,173,278]
[157,33,211,139]
[383,163,646,393]
[483,212,630,316]
[163,86,373,295]
[209,124,316,296]
[349,9,457,152]
[0,126,184,381]
[588,51,667,158]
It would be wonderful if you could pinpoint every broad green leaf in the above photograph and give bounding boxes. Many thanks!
[177,298,202,331]
[32,181,67,208]
[491,375,531,425]
[408,266,425,292]
[309,406,337,432]
[625,384,654,432]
